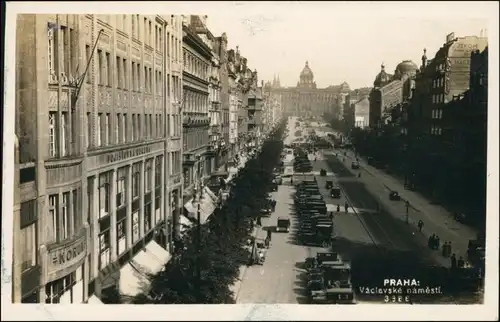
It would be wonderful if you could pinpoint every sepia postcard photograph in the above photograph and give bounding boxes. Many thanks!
[2,1,499,321]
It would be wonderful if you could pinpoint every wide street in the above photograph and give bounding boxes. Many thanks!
[235,183,326,304]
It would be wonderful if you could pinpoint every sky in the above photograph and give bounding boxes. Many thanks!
[6,1,498,90]
[202,1,497,89]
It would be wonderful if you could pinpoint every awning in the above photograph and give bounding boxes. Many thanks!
[180,214,193,234]
[203,186,218,203]
[145,240,171,268]
[198,194,216,224]
[119,262,150,298]
[132,248,164,276]
[87,295,103,304]
[184,200,197,214]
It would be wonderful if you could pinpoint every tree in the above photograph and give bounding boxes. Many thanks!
[132,121,287,304]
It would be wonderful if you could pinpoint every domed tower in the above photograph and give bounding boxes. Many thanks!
[299,61,315,89]
[394,60,419,79]
[373,63,392,88]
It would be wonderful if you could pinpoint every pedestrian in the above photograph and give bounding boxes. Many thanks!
[450,253,457,269]
[447,242,452,257]
[329,211,334,221]
[337,204,340,213]
[344,202,349,213]
[257,216,262,227]
[417,220,424,233]
[435,235,440,250]
[290,177,293,185]
[457,256,465,268]
[442,242,448,257]
[428,235,433,249]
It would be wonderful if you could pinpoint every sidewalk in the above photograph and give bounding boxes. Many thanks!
[332,149,478,265]
[229,226,260,302]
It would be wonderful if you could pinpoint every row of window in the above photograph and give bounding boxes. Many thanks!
[431,126,443,135]
[48,189,82,244]
[183,49,209,80]
[48,112,77,158]
[185,91,210,114]
[432,77,445,89]
[208,86,220,103]
[47,24,78,81]
[89,112,163,149]
[183,128,210,153]
[45,268,81,304]
[432,93,445,104]
[431,109,443,119]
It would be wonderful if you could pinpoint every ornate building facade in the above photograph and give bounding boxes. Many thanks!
[276,61,351,118]
[14,14,176,304]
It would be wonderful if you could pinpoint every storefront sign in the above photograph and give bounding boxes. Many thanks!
[48,234,86,275]
[107,146,152,163]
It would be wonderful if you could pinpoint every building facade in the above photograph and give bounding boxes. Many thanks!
[214,33,230,169]
[227,47,243,159]
[14,14,176,304]
[181,18,219,228]
[276,61,351,118]
[405,34,488,194]
[263,77,284,135]
[369,61,418,128]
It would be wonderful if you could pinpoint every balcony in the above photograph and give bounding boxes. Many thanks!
[182,153,197,167]
[247,116,257,125]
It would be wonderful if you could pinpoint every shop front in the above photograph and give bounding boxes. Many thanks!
[42,225,88,304]
[118,235,171,300]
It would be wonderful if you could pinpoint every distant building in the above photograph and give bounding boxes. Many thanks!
[369,60,418,128]
[353,97,370,128]
[275,61,351,118]
[406,33,488,199]
[343,88,372,129]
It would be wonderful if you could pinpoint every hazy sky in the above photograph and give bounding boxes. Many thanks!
[203,1,497,89]
[7,1,498,89]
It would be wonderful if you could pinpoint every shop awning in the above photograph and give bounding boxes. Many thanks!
[180,214,193,234]
[145,240,171,269]
[198,194,216,224]
[184,200,197,214]
[87,295,103,304]
[132,248,164,276]
[203,186,218,203]
[119,262,150,298]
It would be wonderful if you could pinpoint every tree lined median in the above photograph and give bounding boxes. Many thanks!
[128,122,286,304]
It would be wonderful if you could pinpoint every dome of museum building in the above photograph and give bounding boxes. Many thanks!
[396,60,419,75]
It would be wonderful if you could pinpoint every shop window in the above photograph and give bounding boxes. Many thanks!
[155,156,162,188]
[98,231,110,270]
[144,203,152,232]
[116,167,127,208]
[132,163,141,199]
[99,172,110,219]
[145,159,153,193]
[45,272,76,304]
[117,220,126,255]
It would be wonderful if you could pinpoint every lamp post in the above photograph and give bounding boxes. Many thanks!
[405,200,410,224]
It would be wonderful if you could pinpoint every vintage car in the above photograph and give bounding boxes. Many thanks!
[351,161,360,169]
[389,191,401,201]
[325,180,334,189]
[320,168,327,176]
[276,217,291,233]
[274,175,283,185]
[271,182,279,192]
[330,186,341,198]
